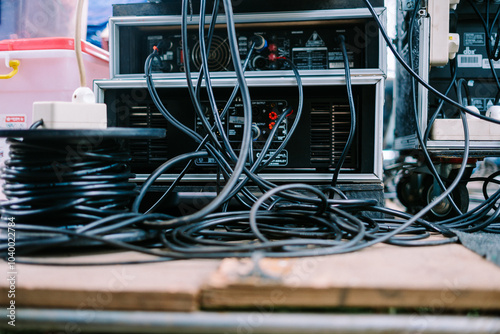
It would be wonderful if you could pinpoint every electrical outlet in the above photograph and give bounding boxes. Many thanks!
[428,0,462,66]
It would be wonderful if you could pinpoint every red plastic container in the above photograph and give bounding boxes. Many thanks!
[0,37,109,124]
[0,37,109,179]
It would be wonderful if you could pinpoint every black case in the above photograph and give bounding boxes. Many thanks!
[113,0,385,16]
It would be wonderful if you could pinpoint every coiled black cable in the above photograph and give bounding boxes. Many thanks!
[1,138,137,226]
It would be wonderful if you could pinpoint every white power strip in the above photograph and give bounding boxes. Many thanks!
[430,118,500,140]
[430,106,500,141]
[428,0,461,67]
[32,87,107,129]
[33,101,107,129]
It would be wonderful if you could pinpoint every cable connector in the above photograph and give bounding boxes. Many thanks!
[251,35,267,52]
[486,105,500,120]
[72,87,96,104]
[334,34,346,45]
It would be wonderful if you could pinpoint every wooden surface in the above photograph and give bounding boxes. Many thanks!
[202,243,500,310]
[1,243,500,312]
[0,252,220,312]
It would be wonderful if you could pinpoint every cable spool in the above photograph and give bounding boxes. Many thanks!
[0,128,165,227]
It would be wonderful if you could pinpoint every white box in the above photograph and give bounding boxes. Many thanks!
[33,101,107,129]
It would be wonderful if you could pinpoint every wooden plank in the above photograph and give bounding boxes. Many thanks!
[3,243,500,312]
[202,243,500,310]
[0,252,221,312]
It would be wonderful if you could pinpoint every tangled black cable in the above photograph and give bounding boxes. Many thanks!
[0,181,458,265]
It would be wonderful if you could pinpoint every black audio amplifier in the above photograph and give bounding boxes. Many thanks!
[110,9,386,78]
[130,22,375,74]
[96,78,382,183]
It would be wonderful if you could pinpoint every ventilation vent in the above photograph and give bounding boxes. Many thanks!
[128,105,168,164]
[192,35,232,72]
[310,102,354,167]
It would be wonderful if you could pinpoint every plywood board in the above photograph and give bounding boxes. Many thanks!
[3,243,500,312]
[202,243,500,310]
[0,252,221,312]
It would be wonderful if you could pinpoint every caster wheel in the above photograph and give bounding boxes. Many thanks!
[396,174,426,214]
[423,181,469,221]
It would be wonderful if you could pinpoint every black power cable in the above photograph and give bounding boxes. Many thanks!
[143,42,257,214]
[331,35,356,187]
[423,60,458,142]
[407,1,463,216]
